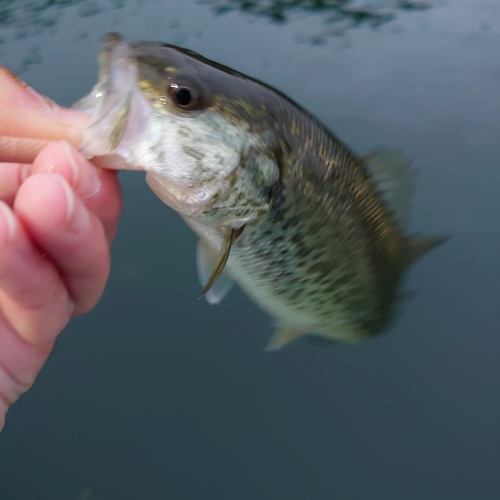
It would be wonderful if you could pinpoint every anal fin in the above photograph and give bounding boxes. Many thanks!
[306,336,338,347]
[265,327,309,352]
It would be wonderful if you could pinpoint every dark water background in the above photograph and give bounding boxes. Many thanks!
[1,1,499,499]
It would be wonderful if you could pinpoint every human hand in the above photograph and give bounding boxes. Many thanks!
[0,68,122,430]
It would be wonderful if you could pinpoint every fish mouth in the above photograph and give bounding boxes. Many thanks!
[72,33,150,169]
[72,33,219,217]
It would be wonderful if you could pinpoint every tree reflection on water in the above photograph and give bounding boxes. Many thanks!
[202,0,432,44]
[205,0,431,26]
[0,0,433,72]
[0,0,432,35]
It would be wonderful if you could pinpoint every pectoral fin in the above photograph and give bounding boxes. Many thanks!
[196,239,235,305]
[198,227,243,301]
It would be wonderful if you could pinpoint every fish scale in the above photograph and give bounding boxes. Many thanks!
[74,32,448,350]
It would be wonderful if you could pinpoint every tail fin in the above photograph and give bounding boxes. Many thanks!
[405,234,450,266]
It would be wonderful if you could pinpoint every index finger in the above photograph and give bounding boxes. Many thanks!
[0,67,89,163]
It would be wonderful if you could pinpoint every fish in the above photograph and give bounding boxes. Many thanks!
[73,32,448,351]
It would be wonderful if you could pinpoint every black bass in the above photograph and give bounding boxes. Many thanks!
[73,33,447,350]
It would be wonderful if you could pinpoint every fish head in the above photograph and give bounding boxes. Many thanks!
[74,33,280,226]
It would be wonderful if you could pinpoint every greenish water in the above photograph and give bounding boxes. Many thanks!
[1,1,499,499]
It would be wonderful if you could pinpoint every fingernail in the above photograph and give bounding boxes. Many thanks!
[61,141,101,198]
[19,164,30,183]
[0,201,16,244]
[52,174,90,233]
[62,140,79,185]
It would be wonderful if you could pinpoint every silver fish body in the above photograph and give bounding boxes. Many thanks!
[74,33,447,349]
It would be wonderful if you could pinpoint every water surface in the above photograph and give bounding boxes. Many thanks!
[1,1,499,499]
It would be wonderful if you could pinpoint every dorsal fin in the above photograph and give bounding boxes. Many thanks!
[363,147,416,229]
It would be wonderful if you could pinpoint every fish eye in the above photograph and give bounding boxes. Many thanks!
[169,82,203,111]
